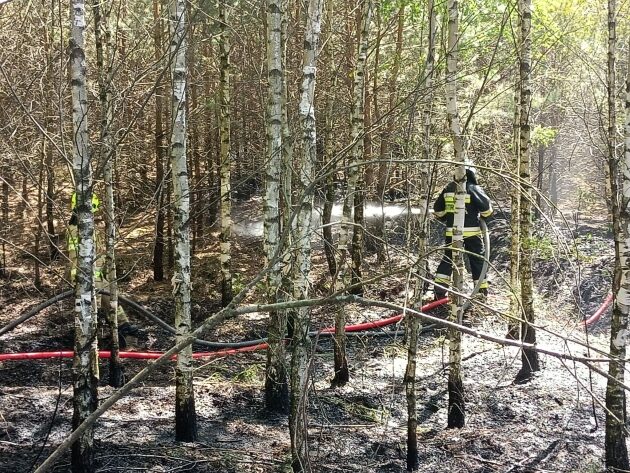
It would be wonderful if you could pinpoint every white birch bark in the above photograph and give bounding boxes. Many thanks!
[93,0,123,388]
[333,0,372,387]
[170,0,196,441]
[218,0,233,307]
[69,1,99,470]
[445,0,466,429]
[406,1,436,467]
[605,2,630,467]
[264,0,289,411]
[289,2,322,469]
[516,0,540,383]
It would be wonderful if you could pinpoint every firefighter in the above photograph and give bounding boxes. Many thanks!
[432,166,493,301]
[67,192,139,347]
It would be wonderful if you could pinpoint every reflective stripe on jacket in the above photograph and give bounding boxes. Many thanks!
[433,181,493,234]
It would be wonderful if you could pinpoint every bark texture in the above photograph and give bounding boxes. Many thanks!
[264,0,289,412]
[219,0,233,307]
[509,83,521,339]
[70,1,99,470]
[332,0,372,387]
[153,0,166,282]
[516,0,540,383]
[289,2,322,469]
[445,0,466,429]
[170,0,197,441]
[405,1,436,467]
[93,0,123,388]
[604,3,630,469]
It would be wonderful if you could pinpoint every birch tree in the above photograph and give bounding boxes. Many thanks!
[405,0,436,467]
[515,0,540,383]
[332,0,372,387]
[348,0,373,296]
[69,0,99,469]
[445,0,466,429]
[264,0,289,412]
[289,1,322,468]
[604,2,629,468]
[170,0,197,441]
[93,0,123,388]
[218,0,233,306]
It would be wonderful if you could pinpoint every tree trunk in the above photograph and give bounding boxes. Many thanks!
[264,0,289,413]
[347,0,372,297]
[445,0,466,429]
[508,83,521,340]
[170,0,197,441]
[69,2,99,470]
[534,145,546,220]
[332,0,372,388]
[43,16,58,261]
[34,152,44,289]
[0,166,8,274]
[405,1,436,468]
[153,0,166,282]
[321,0,337,279]
[515,0,540,383]
[219,0,233,307]
[604,4,630,470]
[280,0,294,340]
[93,0,123,387]
[289,1,322,469]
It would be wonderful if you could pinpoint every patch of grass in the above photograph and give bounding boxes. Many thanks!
[232,363,265,385]
[320,395,389,423]
[382,342,407,358]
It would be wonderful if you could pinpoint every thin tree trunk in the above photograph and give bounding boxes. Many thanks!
[348,0,372,297]
[332,0,372,388]
[280,0,294,339]
[515,0,540,383]
[43,15,58,261]
[264,0,289,413]
[203,31,219,225]
[405,1,436,468]
[219,0,233,307]
[321,0,337,279]
[604,4,630,469]
[69,2,99,470]
[170,0,197,441]
[508,83,521,340]
[93,0,123,387]
[445,0,466,429]
[1,167,8,274]
[35,151,44,289]
[534,145,545,220]
[289,1,322,469]
[153,0,166,282]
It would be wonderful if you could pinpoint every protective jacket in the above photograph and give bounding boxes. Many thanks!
[433,181,493,236]
[66,220,129,324]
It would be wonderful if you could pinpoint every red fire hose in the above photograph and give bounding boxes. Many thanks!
[582,293,613,327]
[1,292,612,363]
[0,298,449,362]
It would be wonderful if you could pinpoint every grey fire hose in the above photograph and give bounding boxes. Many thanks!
[462,218,491,314]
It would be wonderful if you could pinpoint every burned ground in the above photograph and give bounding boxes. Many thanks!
[0,201,616,472]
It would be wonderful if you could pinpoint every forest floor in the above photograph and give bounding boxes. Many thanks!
[0,199,617,473]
